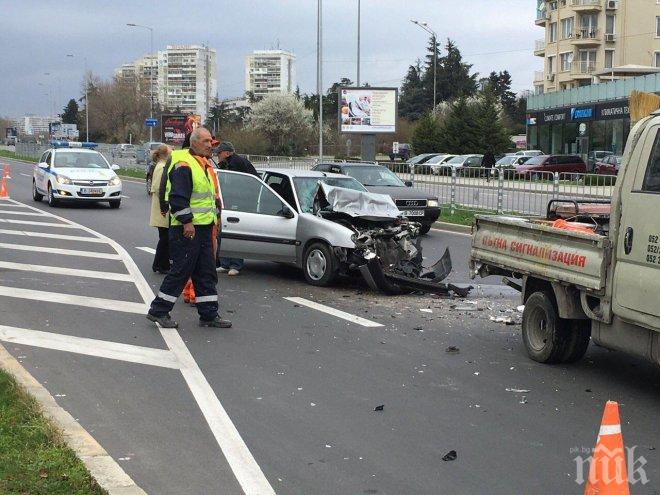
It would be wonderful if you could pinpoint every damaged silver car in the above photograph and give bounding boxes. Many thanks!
[217,169,468,296]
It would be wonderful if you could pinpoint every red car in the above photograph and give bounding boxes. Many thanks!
[515,154,587,178]
[595,155,622,175]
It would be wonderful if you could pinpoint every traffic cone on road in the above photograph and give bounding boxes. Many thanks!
[0,166,10,199]
[584,401,630,495]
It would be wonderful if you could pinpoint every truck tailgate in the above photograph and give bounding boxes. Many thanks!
[470,215,610,291]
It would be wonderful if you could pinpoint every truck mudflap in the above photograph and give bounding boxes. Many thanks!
[359,248,473,297]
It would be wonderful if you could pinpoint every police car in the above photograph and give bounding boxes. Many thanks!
[32,141,123,208]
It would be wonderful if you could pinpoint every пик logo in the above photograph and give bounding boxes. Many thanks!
[571,107,593,120]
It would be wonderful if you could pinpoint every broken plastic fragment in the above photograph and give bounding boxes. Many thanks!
[442,450,457,461]
[445,345,460,354]
[505,388,531,393]
[374,405,384,412]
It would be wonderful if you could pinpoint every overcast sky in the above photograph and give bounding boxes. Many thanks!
[0,0,540,118]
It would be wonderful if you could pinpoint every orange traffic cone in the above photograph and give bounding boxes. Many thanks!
[0,166,10,199]
[584,401,630,495]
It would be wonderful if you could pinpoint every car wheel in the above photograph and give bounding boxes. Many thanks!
[419,224,432,235]
[32,180,43,202]
[522,291,571,364]
[560,320,591,363]
[47,183,58,207]
[109,199,121,209]
[303,242,337,286]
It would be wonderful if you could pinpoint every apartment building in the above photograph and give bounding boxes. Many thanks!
[245,50,296,99]
[533,0,660,94]
[116,45,217,120]
[16,115,59,136]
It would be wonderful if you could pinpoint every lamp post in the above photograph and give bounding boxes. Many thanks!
[317,0,323,161]
[411,19,437,111]
[66,54,89,141]
[127,23,155,142]
[357,0,361,86]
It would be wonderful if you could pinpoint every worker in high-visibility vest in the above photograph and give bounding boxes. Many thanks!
[146,127,231,329]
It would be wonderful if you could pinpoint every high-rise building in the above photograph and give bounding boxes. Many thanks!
[245,50,296,99]
[533,0,660,94]
[116,45,217,120]
[16,115,59,136]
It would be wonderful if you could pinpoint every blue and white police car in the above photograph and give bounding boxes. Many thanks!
[32,141,123,208]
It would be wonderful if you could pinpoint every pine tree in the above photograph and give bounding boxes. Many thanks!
[60,99,79,125]
[411,112,442,154]
[399,61,427,120]
[438,97,479,154]
[485,71,516,118]
[436,40,478,102]
[473,93,511,154]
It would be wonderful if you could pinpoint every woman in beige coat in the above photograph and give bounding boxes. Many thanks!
[149,144,171,273]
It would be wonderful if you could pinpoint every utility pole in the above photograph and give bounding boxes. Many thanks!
[357,0,361,86]
[127,23,155,142]
[67,54,89,141]
[317,0,323,160]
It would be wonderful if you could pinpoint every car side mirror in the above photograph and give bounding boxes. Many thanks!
[111,164,120,171]
[280,205,295,219]
[38,162,49,169]
[404,181,413,187]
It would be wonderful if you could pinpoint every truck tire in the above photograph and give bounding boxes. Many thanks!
[560,320,591,363]
[303,242,338,287]
[419,224,432,235]
[522,291,571,364]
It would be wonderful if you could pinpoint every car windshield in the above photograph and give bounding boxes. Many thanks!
[408,154,432,164]
[293,177,367,213]
[595,151,612,159]
[496,156,516,166]
[427,155,449,164]
[53,152,110,169]
[614,156,622,164]
[341,165,405,187]
[523,155,547,166]
[447,155,467,165]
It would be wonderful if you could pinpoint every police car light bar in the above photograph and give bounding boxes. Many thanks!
[50,141,97,149]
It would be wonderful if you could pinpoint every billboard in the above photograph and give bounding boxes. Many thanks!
[161,113,201,145]
[49,122,79,140]
[338,87,397,134]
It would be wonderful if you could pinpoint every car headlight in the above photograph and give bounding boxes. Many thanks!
[109,176,122,187]
[55,175,72,185]
[427,199,439,208]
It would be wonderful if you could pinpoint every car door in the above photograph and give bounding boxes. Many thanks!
[218,170,298,262]
[612,124,660,327]
[36,151,51,192]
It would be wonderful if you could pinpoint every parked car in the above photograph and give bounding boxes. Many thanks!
[595,155,622,175]
[312,162,440,234]
[389,143,411,161]
[494,155,530,178]
[444,154,484,176]
[217,168,460,295]
[515,154,587,179]
[406,153,440,173]
[587,150,614,171]
[112,143,136,159]
[425,154,457,175]
[514,149,544,157]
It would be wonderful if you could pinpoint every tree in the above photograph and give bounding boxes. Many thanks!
[399,61,427,121]
[473,93,511,154]
[411,113,442,154]
[484,71,516,118]
[248,94,314,154]
[60,99,79,125]
[437,97,479,154]
[436,40,478,102]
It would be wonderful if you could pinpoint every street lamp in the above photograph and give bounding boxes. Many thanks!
[410,19,437,111]
[127,23,155,142]
[357,0,361,86]
[66,54,89,141]
[317,0,323,161]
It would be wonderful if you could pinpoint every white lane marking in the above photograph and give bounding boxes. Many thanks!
[20,173,31,177]
[136,246,156,254]
[0,229,107,243]
[0,261,133,282]
[431,227,471,237]
[0,202,29,207]
[160,328,276,495]
[0,286,147,314]
[0,325,179,369]
[284,296,383,328]
[121,195,131,199]
[0,218,79,228]
[0,209,47,217]
[0,242,121,260]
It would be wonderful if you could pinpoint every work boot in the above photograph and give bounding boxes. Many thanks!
[199,316,232,328]
[146,313,178,328]
[228,268,240,276]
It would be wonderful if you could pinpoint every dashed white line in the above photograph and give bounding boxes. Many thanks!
[0,325,179,369]
[0,218,79,228]
[0,229,107,243]
[0,209,47,217]
[136,246,156,254]
[284,297,384,328]
[0,286,147,314]
[19,173,31,177]
[0,261,133,282]
[121,195,131,199]
[0,242,121,260]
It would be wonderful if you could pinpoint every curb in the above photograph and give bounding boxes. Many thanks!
[0,343,147,495]
[432,221,473,234]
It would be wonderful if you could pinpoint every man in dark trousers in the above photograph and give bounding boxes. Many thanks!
[215,141,257,276]
[146,127,232,329]
[481,150,496,183]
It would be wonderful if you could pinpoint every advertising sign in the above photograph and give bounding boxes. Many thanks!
[595,100,630,121]
[5,127,17,138]
[338,87,397,134]
[161,113,201,145]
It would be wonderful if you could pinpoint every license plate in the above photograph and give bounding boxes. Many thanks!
[80,188,103,194]
[401,210,425,217]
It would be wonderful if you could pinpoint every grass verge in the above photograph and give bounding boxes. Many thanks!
[0,370,107,494]
[116,168,146,180]
[438,205,498,226]
[0,150,38,163]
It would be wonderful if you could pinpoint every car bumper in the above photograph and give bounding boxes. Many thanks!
[52,184,122,201]
[400,207,440,225]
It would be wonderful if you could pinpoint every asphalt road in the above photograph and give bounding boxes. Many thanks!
[0,156,657,495]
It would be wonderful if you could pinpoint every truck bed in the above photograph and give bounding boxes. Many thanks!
[470,215,612,292]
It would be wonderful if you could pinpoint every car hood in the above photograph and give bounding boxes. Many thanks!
[364,185,434,200]
[52,168,117,180]
[314,182,400,220]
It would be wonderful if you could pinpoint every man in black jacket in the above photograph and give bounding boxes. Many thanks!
[215,142,258,276]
